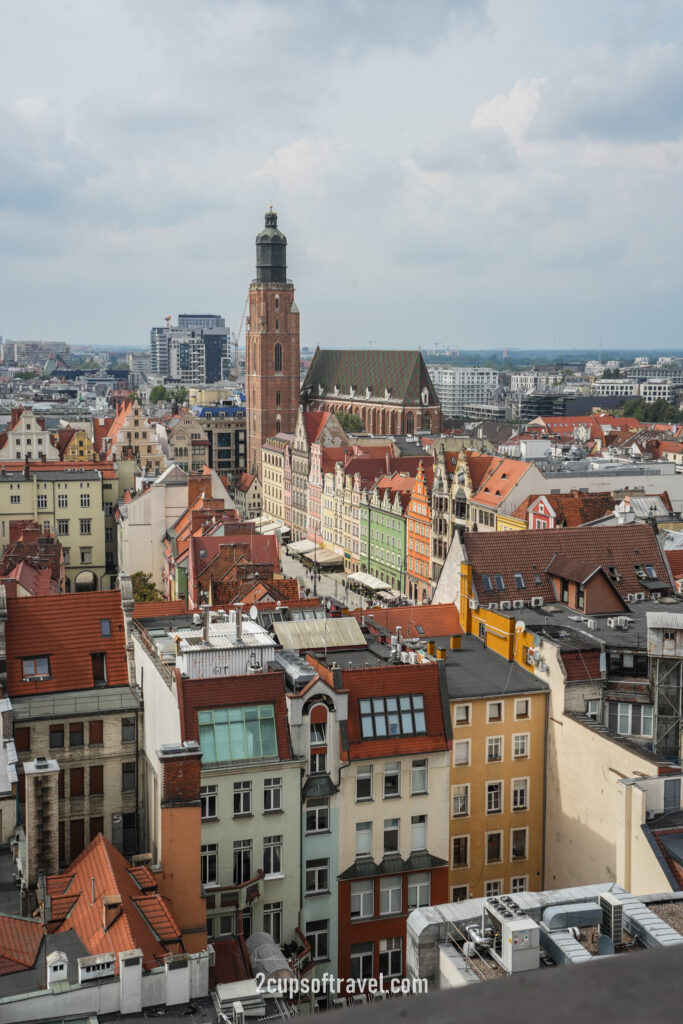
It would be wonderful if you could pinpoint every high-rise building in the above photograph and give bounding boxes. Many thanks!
[246,209,300,477]
[150,317,230,384]
[430,366,499,419]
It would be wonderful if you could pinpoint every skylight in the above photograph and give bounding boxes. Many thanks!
[481,575,493,592]
[494,574,505,591]
[514,573,525,589]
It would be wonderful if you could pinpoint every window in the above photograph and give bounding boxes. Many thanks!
[586,699,601,721]
[452,835,469,868]
[384,762,401,798]
[411,758,427,794]
[613,702,654,737]
[350,941,373,979]
[351,880,374,919]
[383,818,399,854]
[274,342,283,372]
[197,705,277,762]
[264,776,281,811]
[359,694,426,738]
[487,701,503,722]
[310,721,326,744]
[481,575,493,592]
[89,720,103,745]
[515,698,530,720]
[452,885,469,902]
[487,736,503,762]
[454,705,470,726]
[36,493,47,509]
[100,619,112,638]
[122,762,136,792]
[511,828,528,860]
[356,821,372,857]
[69,722,84,747]
[50,724,64,749]
[511,876,528,894]
[264,835,282,875]
[80,493,90,508]
[454,740,471,766]
[513,733,529,758]
[407,871,430,909]
[10,494,20,504]
[485,880,502,898]
[201,844,217,885]
[306,798,329,833]
[201,785,217,819]
[486,831,502,863]
[58,493,68,508]
[379,875,402,915]
[305,920,328,962]
[121,717,135,743]
[14,727,30,752]
[494,574,505,591]
[379,937,402,978]
[57,519,69,535]
[80,547,93,565]
[411,814,427,851]
[91,653,107,684]
[62,548,70,564]
[104,502,113,516]
[234,780,252,815]
[478,622,486,641]
[452,783,469,817]
[263,902,282,944]
[69,767,84,797]
[486,781,502,814]
[79,519,91,534]
[513,778,529,811]
[233,839,252,884]
[514,572,525,589]
[306,858,329,893]
[356,765,373,801]
[22,656,50,679]
[89,815,104,841]
[310,750,327,773]
[607,565,621,582]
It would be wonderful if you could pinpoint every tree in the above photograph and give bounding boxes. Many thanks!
[130,571,163,602]
[149,384,171,404]
[337,412,365,433]
[170,385,189,405]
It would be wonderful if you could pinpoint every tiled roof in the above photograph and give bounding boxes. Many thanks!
[302,348,439,406]
[303,410,331,444]
[235,472,256,492]
[666,550,683,579]
[193,534,280,576]
[562,651,603,682]
[47,833,182,971]
[5,591,128,696]
[179,671,293,760]
[546,553,603,584]
[513,490,618,527]
[133,599,187,619]
[464,522,671,605]
[3,562,59,596]
[210,937,251,986]
[471,458,531,508]
[352,603,463,640]
[0,915,42,976]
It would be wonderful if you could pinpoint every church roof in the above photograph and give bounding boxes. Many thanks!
[302,348,439,407]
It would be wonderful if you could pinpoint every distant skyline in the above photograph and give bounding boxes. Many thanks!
[1,1,682,351]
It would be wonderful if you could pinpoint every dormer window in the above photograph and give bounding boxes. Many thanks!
[22,656,50,679]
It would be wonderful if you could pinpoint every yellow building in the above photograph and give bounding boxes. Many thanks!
[61,428,95,462]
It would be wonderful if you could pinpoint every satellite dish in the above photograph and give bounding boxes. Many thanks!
[249,605,259,620]
[515,620,526,634]
[597,934,615,956]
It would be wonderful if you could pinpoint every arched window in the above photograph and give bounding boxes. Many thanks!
[274,342,283,372]
[276,417,281,433]
[406,412,415,434]
[423,413,431,432]
[276,391,281,407]
[275,295,280,312]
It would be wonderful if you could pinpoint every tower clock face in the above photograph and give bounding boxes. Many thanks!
[421,387,429,405]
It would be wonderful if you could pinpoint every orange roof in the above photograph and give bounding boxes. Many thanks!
[106,397,135,442]
[5,591,128,696]
[47,833,182,971]
[472,458,531,508]
[0,460,117,478]
[303,410,331,445]
[236,472,256,493]
[353,603,463,640]
[133,599,187,619]
[666,550,683,579]
[0,915,42,976]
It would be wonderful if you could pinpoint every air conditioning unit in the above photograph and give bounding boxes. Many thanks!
[512,599,525,609]
[607,617,618,629]
[599,892,623,942]
[617,616,630,629]
[586,618,597,630]
[530,596,544,608]
[488,602,499,611]
[635,592,645,602]
[469,597,479,610]
[626,593,637,603]
[500,601,512,610]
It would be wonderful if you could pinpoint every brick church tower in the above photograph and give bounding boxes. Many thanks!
[246,208,300,478]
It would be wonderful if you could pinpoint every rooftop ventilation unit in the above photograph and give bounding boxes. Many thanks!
[635,592,645,602]
[626,593,638,603]
[513,600,524,609]
[599,892,623,943]
[531,596,544,608]
[488,603,499,611]
[469,598,479,610]
[585,618,598,630]
[500,601,512,611]
[607,617,618,629]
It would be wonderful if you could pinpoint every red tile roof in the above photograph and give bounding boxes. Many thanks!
[133,599,187,619]
[513,491,618,527]
[471,458,532,508]
[463,522,671,606]
[210,937,251,986]
[352,603,463,640]
[304,410,331,445]
[46,834,183,971]
[5,591,128,696]
[236,472,256,493]
[665,550,683,580]
[562,651,604,682]
[0,915,42,976]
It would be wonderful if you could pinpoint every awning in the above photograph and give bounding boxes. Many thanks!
[257,522,289,536]
[288,539,317,555]
[314,548,344,567]
[348,571,390,591]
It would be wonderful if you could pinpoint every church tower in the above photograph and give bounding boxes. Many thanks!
[246,208,300,479]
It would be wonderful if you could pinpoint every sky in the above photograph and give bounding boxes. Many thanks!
[0,0,682,352]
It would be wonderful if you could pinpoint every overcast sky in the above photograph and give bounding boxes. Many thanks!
[1,0,682,352]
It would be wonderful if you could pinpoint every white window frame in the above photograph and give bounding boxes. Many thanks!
[411,758,428,795]
[200,784,217,820]
[407,872,430,910]
[511,876,528,894]
[263,835,282,876]
[454,703,471,727]
[263,902,282,943]
[512,777,529,812]
[487,735,503,763]
[305,858,329,894]
[454,739,471,767]
[350,880,374,919]
[383,817,400,854]
[379,937,402,978]
[306,798,329,834]
[514,698,530,720]
[511,826,529,862]
[305,920,329,962]
[379,875,402,915]
[451,783,469,818]
[201,843,217,885]
[233,780,251,816]
[310,721,327,744]
[513,733,530,758]
[485,879,503,898]
[411,814,427,852]
[486,780,503,815]
[383,761,401,799]
[485,830,503,864]
[487,701,503,723]
[356,765,373,801]
[452,834,469,869]
[356,821,372,857]
[264,776,282,812]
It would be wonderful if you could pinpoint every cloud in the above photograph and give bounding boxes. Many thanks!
[471,78,546,147]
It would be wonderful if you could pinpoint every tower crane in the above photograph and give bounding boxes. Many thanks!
[231,296,248,381]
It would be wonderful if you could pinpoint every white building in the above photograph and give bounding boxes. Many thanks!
[592,378,639,397]
[430,367,499,418]
[640,378,683,405]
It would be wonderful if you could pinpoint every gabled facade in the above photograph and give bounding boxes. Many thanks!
[105,398,167,474]
[166,409,209,474]
[0,407,60,462]
[406,461,432,603]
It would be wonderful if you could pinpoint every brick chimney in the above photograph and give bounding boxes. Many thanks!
[187,474,206,507]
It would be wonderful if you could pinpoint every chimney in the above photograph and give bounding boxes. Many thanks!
[103,895,123,931]
[201,604,211,643]
[235,603,243,642]
[385,451,390,474]
[187,474,205,507]
[331,663,343,691]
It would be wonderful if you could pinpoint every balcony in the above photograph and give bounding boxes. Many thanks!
[204,869,265,911]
